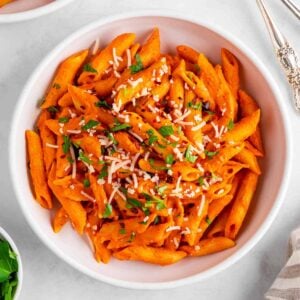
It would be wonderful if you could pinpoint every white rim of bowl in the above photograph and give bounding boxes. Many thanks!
[0,227,23,299]
[0,0,76,23]
[9,10,293,290]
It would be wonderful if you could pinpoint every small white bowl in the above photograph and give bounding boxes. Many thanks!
[0,227,23,299]
[0,0,76,23]
[9,11,292,289]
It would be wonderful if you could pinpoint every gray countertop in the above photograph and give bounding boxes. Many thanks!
[0,0,300,299]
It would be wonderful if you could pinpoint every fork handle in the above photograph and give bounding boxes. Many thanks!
[257,0,300,111]
[281,0,300,20]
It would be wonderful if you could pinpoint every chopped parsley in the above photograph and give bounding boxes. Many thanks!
[129,54,144,74]
[187,101,202,110]
[0,239,18,300]
[165,154,174,165]
[156,185,168,197]
[205,216,212,225]
[98,164,108,179]
[95,100,111,109]
[53,83,61,89]
[204,150,219,159]
[67,156,74,164]
[58,117,69,124]
[78,151,92,165]
[103,203,113,218]
[62,135,71,154]
[158,125,174,137]
[83,63,98,74]
[142,193,166,210]
[227,119,234,130]
[126,197,143,209]
[111,123,131,132]
[119,228,126,235]
[185,145,198,163]
[106,132,118,145]
[47,106,59,114]
[146,129,158,145]
[82,120,99,131]
[83,179,90,188]
[198,176,204,186]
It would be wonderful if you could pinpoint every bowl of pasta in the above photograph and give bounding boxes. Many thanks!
[0,0,76,23]
[9,12,291,289]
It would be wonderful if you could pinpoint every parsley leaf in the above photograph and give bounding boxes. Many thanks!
[47,106,59,114]
[158,125,174,137]
[95,100,111,109]
[126,198,143,208]
[156,185,168,197]
[205,216,212,225]
[119,228,126,235]
[129,54,144,74]
[58,117,69,124]
[146,129,158,145]
[153,216,160,225]
[82,120,99,131]
[0,239,18,300]
[204,150,219,159]
[103,203,113,218]
[198,176,204,186]
[83,179,90,188]
[185,145,198,163]
[83,63,98,74]
[78,151,92,164]
[227,119,234,130]
[128,232,136,242]
[187,101,202,110]
[165,154,174,165]
[62,135,71,154]
[111,123,131,132]
[98,165,108,179]
[142,193,166,210]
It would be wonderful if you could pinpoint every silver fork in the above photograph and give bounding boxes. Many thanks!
[256,0,300,111]
[280,0,300,20]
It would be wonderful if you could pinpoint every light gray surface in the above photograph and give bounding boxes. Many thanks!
[0,0,299,299]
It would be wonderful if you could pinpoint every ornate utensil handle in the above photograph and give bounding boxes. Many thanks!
[257,0,300,111]
[277,43,300,110]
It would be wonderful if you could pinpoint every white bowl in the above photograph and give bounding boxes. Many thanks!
[9,11,292,289]
[0,227,23,299]
[0,0,76,23]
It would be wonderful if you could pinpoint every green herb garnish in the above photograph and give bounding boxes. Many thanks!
[146,129,158,145]
[119,228,126,235]
[58,117,69,124]
[67,156,74,164]
[185,145,198,163]
[128,232,136,243]
[165,154,174,165]
[95,100,111,109]
[142,193,166,210]
[111,123,131,132]
[204,150,219,159]
[78,151,92,165]
[158,125,174,137]
[198,176,204,186]
[98,165,108,179]
[227,119,234,131]
[0,239,18,300]
[187,101,202,110]
[126,198,143,209]
[205,216,212,225]
[83,179,90,188]
[62,135,71,154]
[156,185,168,197]
[83,63,98,74]
[82,120,99,131]
[47,106,59,114]
[103,203,113,218]
[129,54,144,74]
